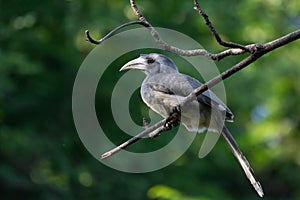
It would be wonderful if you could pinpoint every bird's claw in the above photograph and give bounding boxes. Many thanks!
[164,106,181,130]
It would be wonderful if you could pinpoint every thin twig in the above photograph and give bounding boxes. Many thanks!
[130,0,146,21]
[85,21,249,60]
[85,21,147,44]
[85,0,253,60]
[101,119,167,159]
[101,107,181,159]
[193,0,249,51]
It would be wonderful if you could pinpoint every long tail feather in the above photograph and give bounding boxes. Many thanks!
[221,126,264,197]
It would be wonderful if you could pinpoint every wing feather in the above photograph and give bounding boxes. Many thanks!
[144,73,234,121]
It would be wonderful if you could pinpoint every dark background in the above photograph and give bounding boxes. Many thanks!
[1,0,300,199]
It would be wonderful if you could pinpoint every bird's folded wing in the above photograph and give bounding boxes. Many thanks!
[146,73,234,121]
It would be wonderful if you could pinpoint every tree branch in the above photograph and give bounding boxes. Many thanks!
[85,21,147,44]
[193,0,249,52]
[101,119,167,159]
[100,29,300,159]
[86,0,255,60]
[88,0,300,159]
[85,1,299,61]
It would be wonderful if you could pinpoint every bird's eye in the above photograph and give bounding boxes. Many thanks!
[146,57,155,64]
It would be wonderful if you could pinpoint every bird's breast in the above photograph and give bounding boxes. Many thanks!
[141,84,211,131]
[141,86,171,118]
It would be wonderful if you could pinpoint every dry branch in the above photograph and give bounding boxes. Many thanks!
[86,1,255,60]
[84,0,300,160]
[90,0,300,159]
[100,29,300,159]
[84,1,300,197]
[193,0,249,51]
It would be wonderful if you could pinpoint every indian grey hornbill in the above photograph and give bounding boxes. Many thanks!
[120,53,264,197]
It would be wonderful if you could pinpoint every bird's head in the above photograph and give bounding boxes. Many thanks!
[120,53,179,75]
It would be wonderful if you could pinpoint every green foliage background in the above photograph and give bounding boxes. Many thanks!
[1,0,300,199]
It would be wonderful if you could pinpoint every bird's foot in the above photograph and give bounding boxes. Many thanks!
[164,106,181,130]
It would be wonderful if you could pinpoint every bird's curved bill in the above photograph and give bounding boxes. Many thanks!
[119,57,147,71]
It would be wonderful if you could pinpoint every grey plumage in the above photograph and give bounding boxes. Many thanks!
[120,53,264,197]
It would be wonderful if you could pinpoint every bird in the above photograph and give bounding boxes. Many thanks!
[120,53,264,197]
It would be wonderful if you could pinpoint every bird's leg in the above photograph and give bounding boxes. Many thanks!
[143,117,149,129]
[149,106,181,138]
[164,105,181,130]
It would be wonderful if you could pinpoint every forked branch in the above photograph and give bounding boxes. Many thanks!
[85,0,300,158]
[86,0,256,60]
[100,29,300,159]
